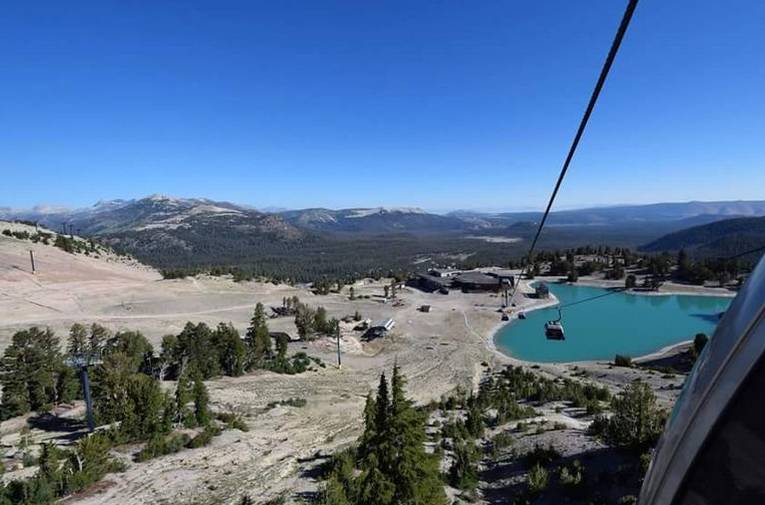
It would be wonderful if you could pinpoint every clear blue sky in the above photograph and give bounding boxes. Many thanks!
[2,1,764,211]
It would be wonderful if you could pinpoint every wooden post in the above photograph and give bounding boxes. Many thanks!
[335,326,342,369]
[29,250,36,274]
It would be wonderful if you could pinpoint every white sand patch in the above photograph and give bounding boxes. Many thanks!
[465,235,523,243]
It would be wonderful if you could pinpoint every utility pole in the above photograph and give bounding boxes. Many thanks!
[335,322,342,368]
[29,250,36,274]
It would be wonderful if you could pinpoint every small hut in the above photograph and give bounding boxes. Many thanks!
[535,283,550,299]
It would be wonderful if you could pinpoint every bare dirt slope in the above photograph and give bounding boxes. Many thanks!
[1,229,517,503]
[0,233,690,504]
[68,284,512,504]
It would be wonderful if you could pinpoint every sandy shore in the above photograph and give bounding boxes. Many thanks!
[571,275,738,298]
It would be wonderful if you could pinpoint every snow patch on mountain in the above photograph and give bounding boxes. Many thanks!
[346,207,426,218]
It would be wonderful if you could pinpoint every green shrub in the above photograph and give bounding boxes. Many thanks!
[559,460,583,487]
[527,463,549,495]
[614,355,632,367]
[448,440,479,491]
[640,451,653,475]
[588,415,609,438]
[186,425,221,449]
[216,412,250,432]
[693,333,709,356]
[22,452,38,467]
[136,432,191,462]
[606,382,666,450]
[267,397,307,409]
[523,444,561,468]
[491,432,514,450]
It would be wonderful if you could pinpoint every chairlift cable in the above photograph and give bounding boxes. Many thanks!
[558,287,627,309]
[721,244,765,261]
[508,0,639,303]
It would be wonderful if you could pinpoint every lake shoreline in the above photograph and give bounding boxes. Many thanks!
[571,276,737,298]
[488,279,730,366]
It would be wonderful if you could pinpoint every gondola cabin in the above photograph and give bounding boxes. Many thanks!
[545,321,565,340]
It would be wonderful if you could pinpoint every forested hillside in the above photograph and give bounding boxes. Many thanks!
[5,196,765,281]
[641,216,765,260]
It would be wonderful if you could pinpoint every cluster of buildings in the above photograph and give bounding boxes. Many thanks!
[412,268,515,294]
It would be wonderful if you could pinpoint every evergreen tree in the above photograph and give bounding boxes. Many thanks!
[0,327,63,418]
[38,442,65,494]
[174,369,194,427]
[374,373,389,426]
[322,477,352,505]
[87,323,110,355]
[448,440,478,490]
[104,330,154,374]
[67,323,88,356]
[295,304,317,340]
[246,303,272,364]
[55,365,81,405]
[176,322,220,379]
[192,373,210,427]
[91,352,134,426]
[214,323,246,376]
[121,373,168,439]
[356,454,395,505]
[274,334,289,360]
[64,433,121,494]
[158,334,179,380]
[606,381,666,451]
[357,393,377,461]
[465,398,484,438]
[387,364,444,504]
[315,306,329,333]
[677,249,692,280]
[353,366,449,505]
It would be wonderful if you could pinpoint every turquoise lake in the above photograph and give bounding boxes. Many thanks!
[494,284,732,363]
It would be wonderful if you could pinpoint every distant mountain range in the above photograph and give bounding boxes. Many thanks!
[460,200,765,228]
[280,207,474,233]
[2,194,301,238]
[2,196,764,277]
[641,216,765,260]
[6,197,764,235]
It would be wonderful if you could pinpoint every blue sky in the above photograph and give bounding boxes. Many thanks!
[2,1,764,211]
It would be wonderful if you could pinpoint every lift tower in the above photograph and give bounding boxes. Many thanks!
[65,351,103,432]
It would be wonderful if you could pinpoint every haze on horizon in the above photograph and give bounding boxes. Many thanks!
[3,1,764,210]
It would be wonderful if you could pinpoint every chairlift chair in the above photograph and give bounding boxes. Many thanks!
[545,308,565,340]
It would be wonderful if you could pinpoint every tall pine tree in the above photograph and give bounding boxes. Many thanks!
[345,367,446,505]
[246,303,272,366]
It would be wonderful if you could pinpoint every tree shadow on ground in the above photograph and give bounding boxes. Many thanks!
[298,451,334,481]
[28,413,86,432]
[27,413,89,443]
[481,446,641,505]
